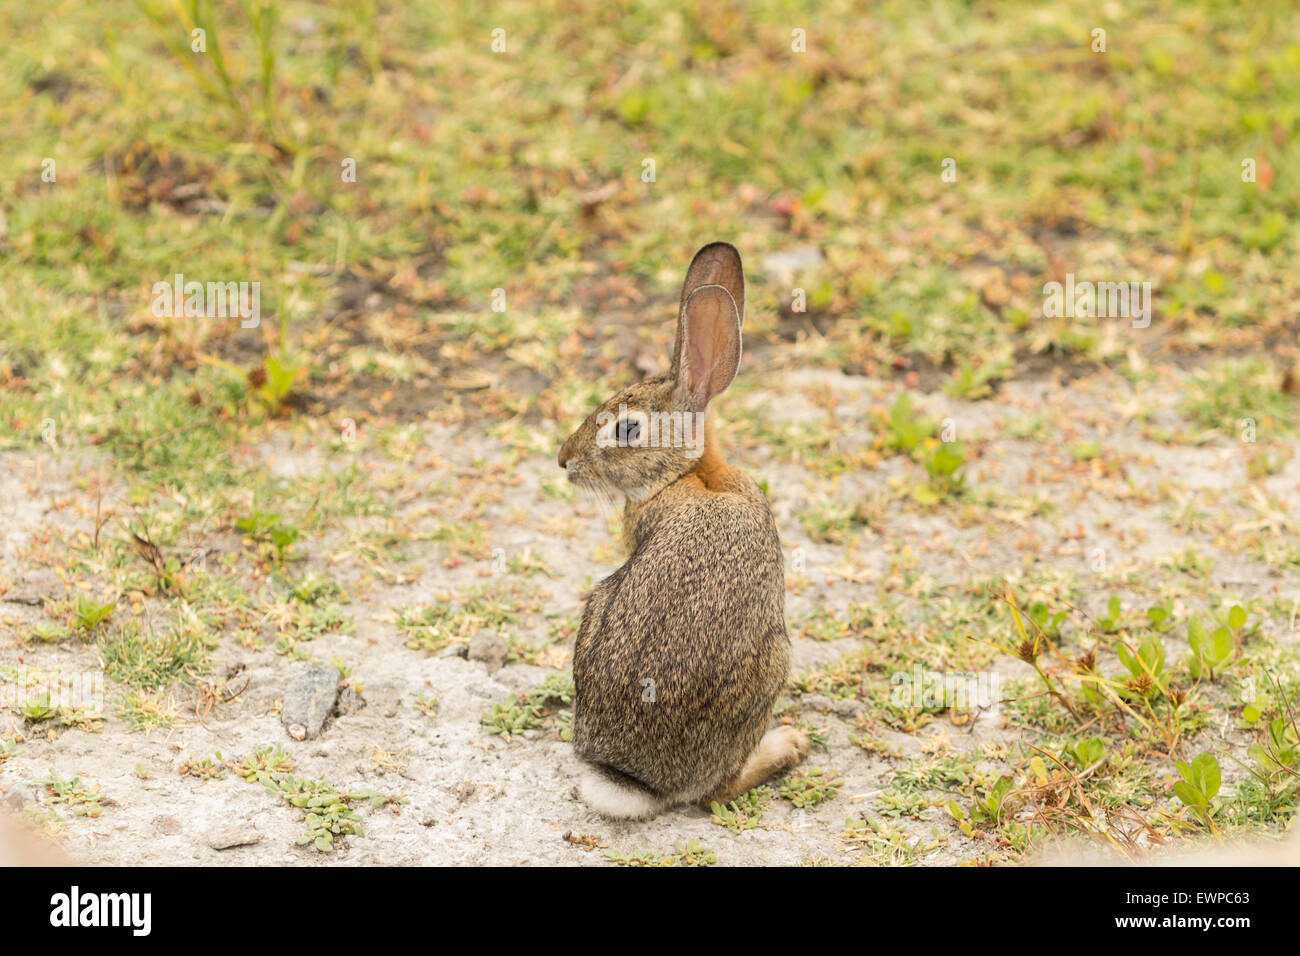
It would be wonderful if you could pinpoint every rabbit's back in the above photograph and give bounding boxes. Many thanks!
[572,472,789,801]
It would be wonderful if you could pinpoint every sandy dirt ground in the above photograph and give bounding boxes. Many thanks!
[1,362,1298,866]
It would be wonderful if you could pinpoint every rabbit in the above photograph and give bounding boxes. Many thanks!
[557,242,808,820]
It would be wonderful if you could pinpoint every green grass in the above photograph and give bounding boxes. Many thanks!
[1180,357,1298,437]
[5,2,1299,452]
[99,619,212,689]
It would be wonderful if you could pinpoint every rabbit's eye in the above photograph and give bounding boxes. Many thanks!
[616,418,641,444]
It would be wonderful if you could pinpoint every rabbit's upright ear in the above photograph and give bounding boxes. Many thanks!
[670,243,744,409]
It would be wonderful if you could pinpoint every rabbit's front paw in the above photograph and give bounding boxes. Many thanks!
[769,725,811,771]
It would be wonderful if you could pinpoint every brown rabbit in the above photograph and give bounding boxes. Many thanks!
[558,242,808,819]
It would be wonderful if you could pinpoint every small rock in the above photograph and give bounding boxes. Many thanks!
[801,694,865,718]
[154,815,183,836]
[206,825,263,850]
[280,666,341,740]
[438,643,468,659]
[828,698,865,718]
[466,632,508,673]
[1,591,41,606]
[760,245,825,283]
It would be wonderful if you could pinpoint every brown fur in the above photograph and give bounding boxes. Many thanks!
[0,812,67,866]
[700,726,812,808]
[558,243,807,817]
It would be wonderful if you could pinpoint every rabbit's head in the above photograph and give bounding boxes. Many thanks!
[558,243,745,501]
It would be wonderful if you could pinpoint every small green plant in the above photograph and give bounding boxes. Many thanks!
[228,746,400,852]
[117,689,177,729]
[289,574,344,605]
[73,596,116,634]
[843,815,937,865]
[1116,634,1166,698]
[1065,735,1106,770]
[881,393,934,454]
[985,587,1082,723]
[414,692,439,718]
[270,776,357,852]
[945,356,1008,400]
[233,744,295,784]
[710,786,772,833]
[912,441,967,504]
[57,706,102,732]
[236,509,300,560]
[100,620,210,689]
[256,354,302,411]
[0,733,23,764]
[1249,718,1299,778]
[875,788,929,819]
[20,694,57,723]
[1027,602,1068,640]
[778,767,842,808]
[604,840,716,867]
[1172,752,1221,830]
[1145,600,1175,631]
[482,702,535,737]
[1096,595,1124,634]
[1186,608,1241,680]
[1068,439,1102,461]
[178,755,227,780]
[969,774,1016,826]
[32,622,72,643]
[38,771,104,818]
[947,799,975,838]
[481,674,574,740]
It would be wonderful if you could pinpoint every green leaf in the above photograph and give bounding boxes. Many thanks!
[1173,781,1205,809]
[1249,742,1277,772]
[1029,756,1048,783]
[1077,736,1105,767]
[1208,627,1232,664]
[1138,636,1165,678]
[1192,753,1221,800]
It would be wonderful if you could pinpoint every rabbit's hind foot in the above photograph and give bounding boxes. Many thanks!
[578,764,668,820]
[700,726,810,809]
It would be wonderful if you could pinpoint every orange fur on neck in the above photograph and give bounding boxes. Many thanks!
[690,415,733,491]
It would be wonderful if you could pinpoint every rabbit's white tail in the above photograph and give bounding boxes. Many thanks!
[578,765,666,820]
